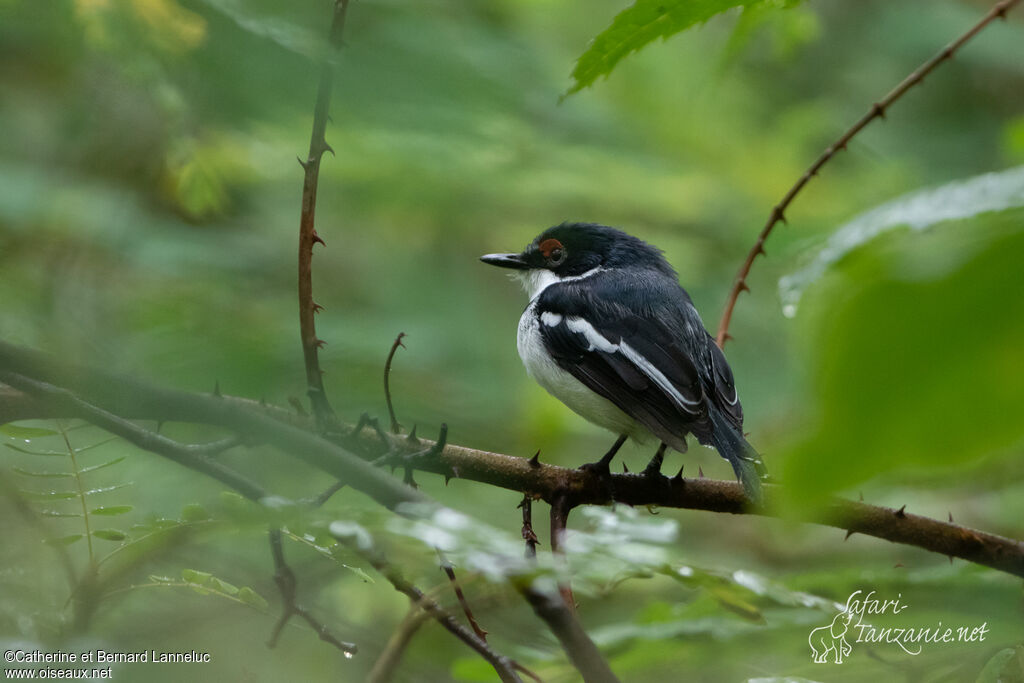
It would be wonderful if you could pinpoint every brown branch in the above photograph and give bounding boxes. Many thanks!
[438,553,488,642]
[366,604,431,683]
[715,0,1022,348]
[549,494,575,610]
[3,341,1023,578]
[519,584,619,683]
[519,495,539,559]
[297,0,351,427]
[384,332,406,434]
[266,528,358,656]
[333,532,524,683]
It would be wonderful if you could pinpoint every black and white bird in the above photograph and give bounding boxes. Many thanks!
[481,222,764,502]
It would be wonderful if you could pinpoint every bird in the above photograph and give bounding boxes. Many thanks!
[480,222,764,503]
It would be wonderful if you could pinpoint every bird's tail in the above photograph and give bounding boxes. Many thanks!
[709,408,765,505]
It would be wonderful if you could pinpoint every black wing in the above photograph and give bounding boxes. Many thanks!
[537,272,713,449]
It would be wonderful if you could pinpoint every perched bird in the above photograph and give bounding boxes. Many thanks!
[481,222,764,502]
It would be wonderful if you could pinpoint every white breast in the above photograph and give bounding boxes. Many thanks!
[516,301,644,440]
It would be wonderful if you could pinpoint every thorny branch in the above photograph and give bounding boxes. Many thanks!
[0,372,360,655]
[297,0,351,428]
[333,532,525,683]
[715,0,1022,348]
[266,528,358,657]
[2,350,1022,580]
[384,332,406,434]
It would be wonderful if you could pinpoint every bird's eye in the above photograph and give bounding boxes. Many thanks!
[547,247,566,266]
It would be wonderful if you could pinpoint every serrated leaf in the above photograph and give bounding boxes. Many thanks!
[975,648,1017,683]
[92,529,128,541]
[181,503,210,522]
[5,443,66,457]
[11,466,72,478]
[91,505,133,516]
[237,586,269,610]
[567,0,766,97]
[780,165,1024,316]
[45,534,84,546]
[79,456,127,474]
[0,424,59,438]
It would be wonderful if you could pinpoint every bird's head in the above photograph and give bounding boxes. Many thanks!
[480,222,673,296]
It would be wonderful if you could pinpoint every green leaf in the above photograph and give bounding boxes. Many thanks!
[79,456,127,474]
[780,165,1024,316]
[11,466,72,478]
[783,217,1024,506]
[90,505,133,516]
[40,509,83,518]
[181,503,210,522]
[44,534,84,546]
[975,648,1017,683]
[566,0,766,97]
[148,575,176,583]
[92,528,128,541]
[0,424,59,438]
[20,489,79,500]
[5,443,66,456]
[83,483,133,496]
[237,586,269,610]
[182,568,213,585]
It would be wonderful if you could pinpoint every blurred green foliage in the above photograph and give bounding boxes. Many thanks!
[1,0,1023,681]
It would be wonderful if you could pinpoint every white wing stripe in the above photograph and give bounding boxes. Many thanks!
[562,316,701,410]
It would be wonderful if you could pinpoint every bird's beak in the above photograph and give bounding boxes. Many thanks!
[479,252,530,270]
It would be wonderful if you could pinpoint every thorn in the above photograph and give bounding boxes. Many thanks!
[622,462,629,473]
[755,244,767,257]
[315,338,327,349]
[844,529,855,541]
[859,491,864,502]
[698,466,704,478]
[288,396,308,416]
[838,141,848,152]
[297,156,310,170]
[259,396,266,407]
[738,282,750,294]
[772,206,787,224]
[213,380,222,397]
[673,466,684,481]
[722,333,734,342]
[312,302,325,313]
[948,511,953,523]
[895,505,906,518]
[156,421,164,433]
[948,555,954,564]
[528,451,541,467]
[871,102,886,119]
[996,6,1008,19]
[403,468,417,489]
[312,231,326,247]
[322,141,335,157]
[406,425,419,443]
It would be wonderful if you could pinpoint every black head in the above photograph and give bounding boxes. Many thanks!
[480,222,674,277]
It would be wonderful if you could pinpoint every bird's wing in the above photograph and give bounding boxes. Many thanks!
[704,331,744,431]
[537,275,711,448]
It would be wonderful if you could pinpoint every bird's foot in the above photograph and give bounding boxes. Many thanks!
[578,434,628,502]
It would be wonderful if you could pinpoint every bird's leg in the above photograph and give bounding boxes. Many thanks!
[580,434,627,476]
[579,434,627,501]
[642,442,668,478]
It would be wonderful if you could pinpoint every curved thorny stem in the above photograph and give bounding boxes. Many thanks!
[715,0,1022,348]
[297,0,351,428]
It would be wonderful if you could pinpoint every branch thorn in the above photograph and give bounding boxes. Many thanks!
[528,451,540,467]
[312,231,326,247]
[895,505,907,518]
[844,528,855,541]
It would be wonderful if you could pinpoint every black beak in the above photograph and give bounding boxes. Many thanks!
[480,253,530,270]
